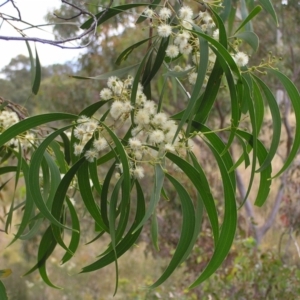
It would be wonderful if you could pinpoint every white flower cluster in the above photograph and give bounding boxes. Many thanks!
[143,4,220,86]
[0,110,35,149]
[143,3,249,84]
[98,76,193,178]
[73,115,108,162]
[233,51,249,67]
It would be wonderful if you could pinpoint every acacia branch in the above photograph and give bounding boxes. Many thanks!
[0,0,114,49]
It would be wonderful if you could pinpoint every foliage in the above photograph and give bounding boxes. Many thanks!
[1,0,300,296]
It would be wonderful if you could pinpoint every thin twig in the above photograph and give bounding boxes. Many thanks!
[0,0,9,8]
[0,0,114,49]
[10,0,21,20]
[54,12,81,21]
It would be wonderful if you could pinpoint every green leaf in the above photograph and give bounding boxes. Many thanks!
[143,37,169,87]
[190,29,240,79]
[151,211,160,251]
[228,135,251,172]
[208,47,241,154]
[227,5,237,35]
[252,77,265,133]
[267,69,300,178]
[258,0,278,25]
[89,160,102,196]
[49,141,67,174]
[220,0,232,22]
[253,75,281,172]
[78,160,109,232]
[236,130,272,207]
[24,39,35,85]
[81,4,149,29]
[166,153,219,244]
[7,159,35,245]
[115,37,153,66]
[79,100,109,117]
[0,113,77,148]
[32,47,41,95]
[240,0,253,32]
[44,152,62,209]
[108,177,123,295]
[115,179,133,244]
[192,60,223,123]
[29,125,75,230]
[235,31,259,52]
[100,163,117,231]
[239,75,257,205]
[234,6,262,34]
[181,153,204,263]
[150,173,195,288]
[59,131,71,165]
[210,7,228,49]
[133,164,164,233]
[189,138,237,288]
[192,123,236,191]
[81,181,145,272]
[23,226,57,285]
[5,144,22,233]
[51,158,84,255]
[61,196,80,264]
[101,123,131,208]
[141,49,154,99]
[174,29,209,140]
[70,64,140,80]
[0,281,8,300]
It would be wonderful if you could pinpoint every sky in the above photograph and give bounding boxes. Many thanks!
[0,0,85,70]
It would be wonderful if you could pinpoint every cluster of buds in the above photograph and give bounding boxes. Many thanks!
[73,115,108,162]
[142,2,249,84]
[143,4,219,86]
[0,109,35,150]
[73,76,194,178]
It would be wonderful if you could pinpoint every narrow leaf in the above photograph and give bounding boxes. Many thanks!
[234,6,262,34]
[267,69,300,178]
[0,281,8,300]
[0,113,77,148]
[150,174,195,288]
[32,47,41,95]
[151,211,160,251]
[189,140,237,288]
[70,64,139,80]
[81,181,145,272]
[116,37,152,66]
[237,130,272,207]
[81,4,149,29]
[166,153,219,243]
[133,164,164,233]
[235,31,259,52]
[258,0,278,25]
[253,75,281,172]
[29,125,75,230]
